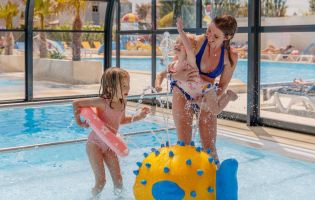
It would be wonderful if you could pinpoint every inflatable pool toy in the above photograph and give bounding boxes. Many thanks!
[133,141,238,200]
[217,158,238,200]
[133,141,216,200]
[80,108,129,157]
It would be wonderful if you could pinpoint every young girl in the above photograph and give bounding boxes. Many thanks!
[73,67,150,197]
[156,17,237,115]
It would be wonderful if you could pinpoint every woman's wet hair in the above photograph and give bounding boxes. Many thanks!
[99,67,129,108]
[213,15,238,67]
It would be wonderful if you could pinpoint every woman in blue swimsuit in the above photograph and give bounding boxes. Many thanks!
[172,15,238,163]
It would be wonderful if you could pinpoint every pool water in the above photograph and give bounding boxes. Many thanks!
[0,78,23,87]
[1,59,314,88]
[87,58,315,84]
[0,104,163,148]
[0,104,315,200]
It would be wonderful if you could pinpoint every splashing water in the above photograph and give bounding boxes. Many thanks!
[159,32,175,144]
[160,32,174,68]
[132,86,172,146]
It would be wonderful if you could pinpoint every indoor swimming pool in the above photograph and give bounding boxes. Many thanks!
[0,104,314,200]
[1,59,315,89]
[87,58,315,84]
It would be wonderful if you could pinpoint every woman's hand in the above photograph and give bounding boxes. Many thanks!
[155,85,163,92]
[172,66,199,82]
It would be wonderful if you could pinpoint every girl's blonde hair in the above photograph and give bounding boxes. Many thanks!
[99,67,129,108]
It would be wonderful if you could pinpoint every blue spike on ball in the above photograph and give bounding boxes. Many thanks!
[143,152,148,158]
[161,144,165,148]
[155,150,160,156]
[151,148,156,152]
[215,160,220,165]
[177,141,181,145]
[133,170,139,175]
[166,141,169,147]
[208,157,214,163]
[207,187,214,193]
[196,147,202,152]
[169,151,174,157]
[140,179,147,185]
[136,162,142,167]
[197,169,204,176]
[179,141,185,146]
[145,163,151,168]
[206,149,212,154]
[186,159,192,165]
[164,167,170,173]
[190,141,195,146]
[190,191,197,198]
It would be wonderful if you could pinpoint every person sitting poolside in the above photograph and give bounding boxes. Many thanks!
[293,78,314,87]
[232,42,248,59]
[261,44,294,54]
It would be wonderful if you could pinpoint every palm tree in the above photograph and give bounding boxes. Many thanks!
[159,0,194,27]
[136,3,151,30]
[0,0,19,55]
[34,0,55,58]
[310,0,315,14]
[209,0,241,18]
[56,0,86,61]
[261,0,287,17]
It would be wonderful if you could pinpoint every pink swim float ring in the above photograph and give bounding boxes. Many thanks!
[80,108,129,157]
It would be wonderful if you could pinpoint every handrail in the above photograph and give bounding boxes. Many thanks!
[0,127,175,153]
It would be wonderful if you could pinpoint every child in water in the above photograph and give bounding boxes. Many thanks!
[73,67,150,197]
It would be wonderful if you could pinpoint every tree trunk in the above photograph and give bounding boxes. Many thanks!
[4,32,14,55]
[39,32,48,58]
[173,0,182,26]
[72,13,82,61]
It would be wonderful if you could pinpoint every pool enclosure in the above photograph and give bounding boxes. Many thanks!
[0,0,315,135]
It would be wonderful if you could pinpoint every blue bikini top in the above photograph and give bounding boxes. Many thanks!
[196,38,225,78]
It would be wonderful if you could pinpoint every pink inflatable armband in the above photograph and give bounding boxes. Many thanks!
[80,108,129,157]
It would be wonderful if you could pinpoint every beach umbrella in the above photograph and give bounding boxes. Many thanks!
[121,13,139,23]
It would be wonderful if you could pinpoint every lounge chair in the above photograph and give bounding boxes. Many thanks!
[47,39,65,54]
[261,45,294,61]
[273,92,315,113]
[97,43,117,54]
[295,43,315,63]
[275,43,315,63]
[81,41,96,56]
[93,41,102,49]
[232,42,248,59]
[15,42,25,51]
[271,85,315,113]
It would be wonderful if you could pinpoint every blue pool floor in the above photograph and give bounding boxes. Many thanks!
[0,133,314,200]
[0,104,314,200]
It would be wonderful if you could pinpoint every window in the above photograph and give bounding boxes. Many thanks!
[92,5,98,13]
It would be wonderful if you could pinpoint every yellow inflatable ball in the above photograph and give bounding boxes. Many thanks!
[133,141,216,200]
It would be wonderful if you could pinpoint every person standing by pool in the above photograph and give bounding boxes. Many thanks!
[73,67,150,197]
[170,15,238,164]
